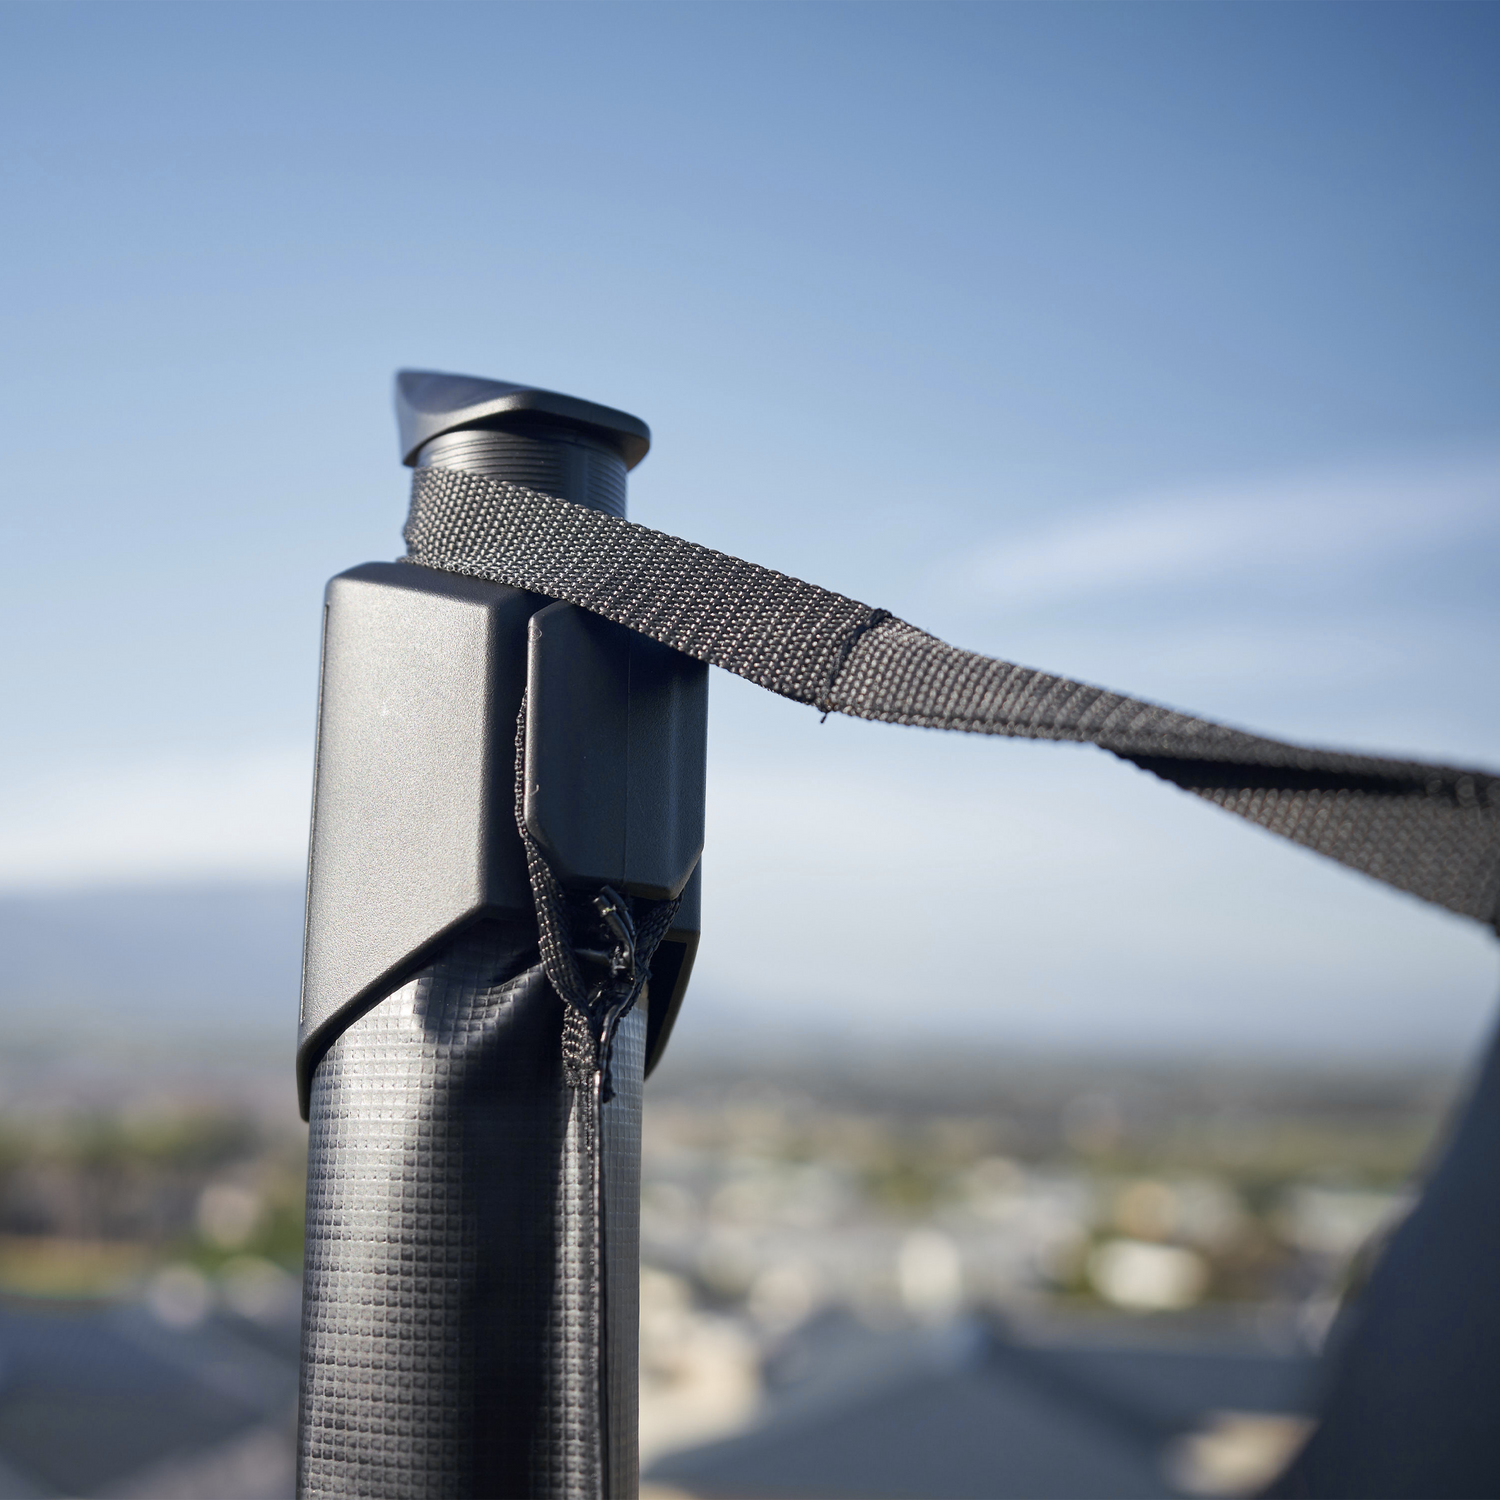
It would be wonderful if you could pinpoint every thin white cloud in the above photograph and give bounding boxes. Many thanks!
[0,748,311,891]
[962,453,1500,609]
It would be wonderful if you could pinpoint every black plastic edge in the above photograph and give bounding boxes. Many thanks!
[397,369,650,470]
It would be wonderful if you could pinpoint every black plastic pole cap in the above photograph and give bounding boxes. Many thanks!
[395,370,651,470]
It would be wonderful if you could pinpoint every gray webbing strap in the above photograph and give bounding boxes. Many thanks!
[405,465,1500,932]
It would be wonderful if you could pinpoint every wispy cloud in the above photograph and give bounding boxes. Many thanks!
[961,453,1500,609]
[0,748,310,891]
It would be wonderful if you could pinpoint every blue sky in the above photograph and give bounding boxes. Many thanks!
[1,2,1497,1058]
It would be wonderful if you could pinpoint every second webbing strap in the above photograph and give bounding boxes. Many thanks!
[403,465,1500,931]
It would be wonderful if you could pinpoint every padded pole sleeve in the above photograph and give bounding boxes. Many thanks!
[297,920,643,1499]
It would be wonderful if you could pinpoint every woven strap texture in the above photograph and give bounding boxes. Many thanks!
[405,466,1500,933]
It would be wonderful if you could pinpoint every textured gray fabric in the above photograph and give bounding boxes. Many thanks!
[405,466,1500,930]
[298,920,646,1500]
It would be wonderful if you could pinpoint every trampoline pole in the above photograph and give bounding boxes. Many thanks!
[294,372,706,1500]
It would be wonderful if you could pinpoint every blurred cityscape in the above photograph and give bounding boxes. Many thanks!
[634,1040,1458,1498]
[0,1021,1466,1498]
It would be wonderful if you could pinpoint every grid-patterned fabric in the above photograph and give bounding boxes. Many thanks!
[405,465,1500,930]
[298,921,645,1500]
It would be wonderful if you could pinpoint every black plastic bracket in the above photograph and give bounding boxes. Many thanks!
[296,562,535,1113]
[524,603,708,901]
[297,373,702,1116]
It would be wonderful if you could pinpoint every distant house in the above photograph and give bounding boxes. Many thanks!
[0,1296,297,1499]
[648,1311,1316,1500]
